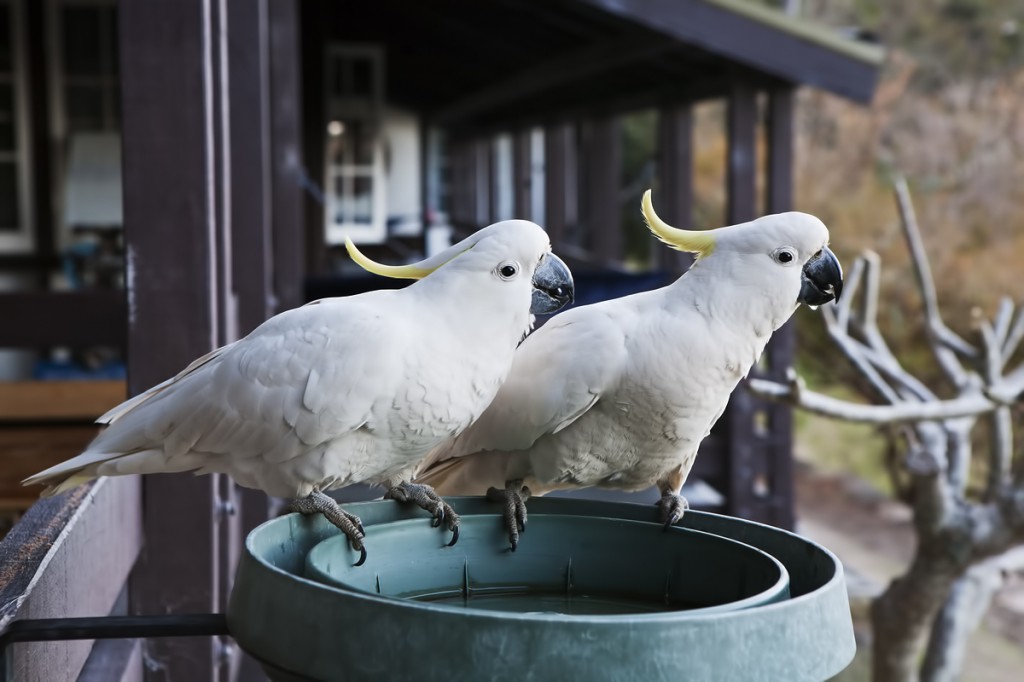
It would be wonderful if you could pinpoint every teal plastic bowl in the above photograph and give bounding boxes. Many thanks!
[228,497,855,681]
[304,514,790,616]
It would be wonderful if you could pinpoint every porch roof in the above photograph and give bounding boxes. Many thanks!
[315,0,883,128]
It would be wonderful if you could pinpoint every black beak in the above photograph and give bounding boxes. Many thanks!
[799,245,843,306]
[530,253,574,314]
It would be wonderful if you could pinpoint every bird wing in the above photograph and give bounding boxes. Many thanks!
[24,294,405,488]
[419,305,629,471]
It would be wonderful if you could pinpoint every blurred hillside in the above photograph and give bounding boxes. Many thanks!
[791,0,1024,382]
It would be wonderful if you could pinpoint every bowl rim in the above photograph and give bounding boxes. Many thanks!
[244,502,847,626]
[301,513,792,618]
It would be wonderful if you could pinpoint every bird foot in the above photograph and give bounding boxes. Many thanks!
[291,489,367,566]
[656,491,689,530]
[486,479,530,551]
[385,482,460,546]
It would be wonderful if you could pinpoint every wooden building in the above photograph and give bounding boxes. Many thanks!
[0,1,882,680]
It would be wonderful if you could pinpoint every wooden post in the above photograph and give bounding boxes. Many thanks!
[656,103,694,273]
[475,139,492,228]
[724,83,758,521]
[584,116,622,266]
[447,140,471,235]
[120,2,236,679]
[762,85,797,529]
[513,129,532,221]
[268,0,305,313]
[543,123,568,248]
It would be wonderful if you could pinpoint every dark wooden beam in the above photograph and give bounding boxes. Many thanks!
[228,0,274,336]
[726,82,758,225]
[761,85,797,530]
[656,104,695,273]
[433,36,672,124]
[723,81,759,521]
[578,0,881,103]
[583,116,622,265]
[513,130,533,220]
[543,123,570,248]
[268,0,305,312]
[441,70,751,143]
[766,87,795,214]
[474,140,491,228]
[120,1,232,679]
[0,292,125,347]
[226,3,293,676]
[448,142,469,229]
[299,0,328,277]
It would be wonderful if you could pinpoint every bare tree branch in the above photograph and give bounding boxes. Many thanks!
[781,177,1024,682]
[944,418,975,496]
[979,321,1014,499]
[849,252,937,401]
[747,378,997,424]
[992,297,1014,351]
[820,252,937,406]
[1001,308,1024,364]
[987,363,1024,404]
[893,175,977,387]
[832,254,865,333]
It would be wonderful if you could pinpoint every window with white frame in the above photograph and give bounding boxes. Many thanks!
[324,45,386,245]
[49,0,121,240]
[0,0,31,253]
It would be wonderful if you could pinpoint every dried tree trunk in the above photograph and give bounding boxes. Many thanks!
[870,551,961,682]
[920,548,1024,682]
[748,178,1024,682]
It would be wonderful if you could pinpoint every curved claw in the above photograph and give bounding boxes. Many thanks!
[656,492,689,531]
[487,479,529,552]
[447,525,460,547]
[352,545,368,567]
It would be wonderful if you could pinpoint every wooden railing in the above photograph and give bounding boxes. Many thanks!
[0,478,142,681]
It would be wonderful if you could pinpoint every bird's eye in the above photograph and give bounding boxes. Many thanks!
[773,248,796,265]
[497,261,519,280]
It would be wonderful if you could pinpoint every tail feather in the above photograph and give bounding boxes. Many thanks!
[39,474,99,498]
[22,451,125,488]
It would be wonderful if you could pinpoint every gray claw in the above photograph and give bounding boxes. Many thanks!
[292,489,367,565]
[387,481,461,545]
[656,492,689,530]
[487,479,530,551]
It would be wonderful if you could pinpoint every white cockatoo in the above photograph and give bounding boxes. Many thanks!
[416,190,842,549]
[24,221,573,564]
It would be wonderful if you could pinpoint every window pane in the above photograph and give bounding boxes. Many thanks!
[351,120,374,165]
[351,175,373,223]
[62,7,103,76]
[0,5,11,73]
[0,161,20,230]
[332,175,347,223]
[0,85,14,151]
[66,84,105,131]
[351,58,372,97]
